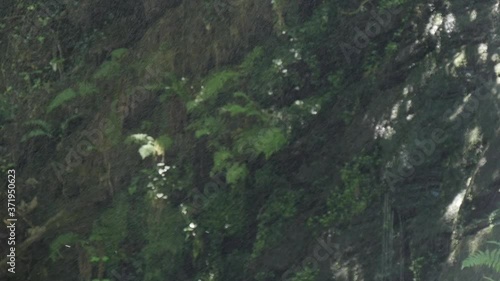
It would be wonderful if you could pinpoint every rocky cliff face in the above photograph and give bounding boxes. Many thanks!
[310,1,500,279]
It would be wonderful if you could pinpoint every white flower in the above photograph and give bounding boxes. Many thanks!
[180,204,188,215]
[158,165,171,176]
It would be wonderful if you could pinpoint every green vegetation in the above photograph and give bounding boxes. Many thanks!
[1,0,499,281]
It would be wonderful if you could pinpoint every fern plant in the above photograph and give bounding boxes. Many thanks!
[462,241,500,279]
[21,119,53,142]
[47,88,78,113]
[186,70,239,111]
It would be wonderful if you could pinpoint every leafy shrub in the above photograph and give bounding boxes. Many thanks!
[319,153,381,227]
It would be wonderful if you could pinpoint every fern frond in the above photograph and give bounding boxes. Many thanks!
[219,103,262,118]
[239,47,264,73]
[77,82,98,96]
[23,119,52,132]
[110,48,129,60]
[60,114,83,131]
[253,127,287,159]
[47,88,78,113]
[226,162,248,184]
[187,70,239,111]
[21,129,53,142]
[487,241,500,247]
[203,71,238,99]
[93,60,121,80]
[462,247,500,273]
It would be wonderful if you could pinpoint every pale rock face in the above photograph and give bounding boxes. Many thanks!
[495,63,500,84]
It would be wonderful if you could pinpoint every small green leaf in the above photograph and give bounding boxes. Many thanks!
[93,61,120,80]
[155,135,173,151]
[219,104,260,117]
[24,119,52,132]
[233,91,252,102]
[111,48,129,60]
[128,186,137,195]
[226,163,248,184]
[195,128,211,138]
[254,128,287,159]
[213,150,232,172]
[21,129,52,142]
[78,82,98,96]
